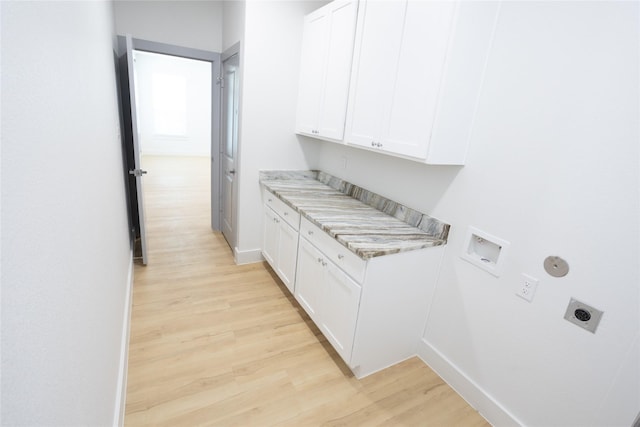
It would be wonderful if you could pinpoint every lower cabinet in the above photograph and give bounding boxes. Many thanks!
[295,237,361,363]
[261,188,446,379]
[295,216,445,379]
[262,205,298,293]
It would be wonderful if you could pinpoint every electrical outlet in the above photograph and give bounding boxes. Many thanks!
[564,298,603,334]
[516,274,538,302]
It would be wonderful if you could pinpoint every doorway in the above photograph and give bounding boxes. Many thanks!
[118,37,222,264]
[133,50,213,260]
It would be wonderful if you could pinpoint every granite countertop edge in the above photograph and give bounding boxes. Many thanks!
[259,170,450,260]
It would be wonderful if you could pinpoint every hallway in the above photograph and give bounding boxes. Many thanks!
[124,156,488,426]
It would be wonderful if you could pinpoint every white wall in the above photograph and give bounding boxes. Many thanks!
[222,0,245,53]
[114,0,223,52]
[1,1,132,425]
[134,50,212,157]
[314,1,639,425]
[233,0,324,262]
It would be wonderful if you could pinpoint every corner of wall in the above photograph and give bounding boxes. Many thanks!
[113,251,135,427]
[416,338,522,427]
[233,247,264,265]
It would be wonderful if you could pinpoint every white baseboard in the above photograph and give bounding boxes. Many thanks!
[417,338,521,427]
[113,252,134,427]
[234,247,264,265]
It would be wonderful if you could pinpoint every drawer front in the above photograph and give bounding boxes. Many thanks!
[300,217,367,283]
[263,187,300,231]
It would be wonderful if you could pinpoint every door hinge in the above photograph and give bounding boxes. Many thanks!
[129,169,148,177]
[216,76,224,87]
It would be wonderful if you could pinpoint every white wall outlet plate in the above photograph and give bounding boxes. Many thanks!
[516,273,538,302]
[564,298,604,334]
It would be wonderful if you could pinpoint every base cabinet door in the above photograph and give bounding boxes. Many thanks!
[321,261,361,364]
[262,207,278,266]
[263,205,300,294]
[295,238,325,322]
[295,236,362,365]
[276,220,299,293]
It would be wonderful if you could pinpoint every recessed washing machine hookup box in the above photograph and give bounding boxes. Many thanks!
[461,226,510,277]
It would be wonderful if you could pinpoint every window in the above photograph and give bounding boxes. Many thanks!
[151,73,187,136]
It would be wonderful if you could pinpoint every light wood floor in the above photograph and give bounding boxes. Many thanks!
[125,156,489,426]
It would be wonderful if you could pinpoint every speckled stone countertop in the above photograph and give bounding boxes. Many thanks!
[259,170,450,260]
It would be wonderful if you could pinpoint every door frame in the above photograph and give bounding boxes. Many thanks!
[220,42,241,252]
[117,36,223,232]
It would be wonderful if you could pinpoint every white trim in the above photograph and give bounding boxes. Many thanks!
[113,251,135,427]
[233,247,264,265]
[417,338,522,427]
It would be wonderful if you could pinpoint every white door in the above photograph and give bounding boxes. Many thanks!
[221,53,240,249]
[322,260,361,364]
[295,9,328,135]
[344,0,405,149]
[125,35,148,265]
[262,206,278,267]
[384,0,456,158]
[316,0,359,140]
[295,238,325,322]
[276,220,299,293]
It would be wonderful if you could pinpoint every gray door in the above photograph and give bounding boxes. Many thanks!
[221,53,240,250]
[125,35,149,264]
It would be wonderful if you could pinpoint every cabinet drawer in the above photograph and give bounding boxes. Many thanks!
[300,216,367,283]
[262,187,300,231]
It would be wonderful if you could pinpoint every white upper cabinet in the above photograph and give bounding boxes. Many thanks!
[344,0,500,165]
[295,0,359,141]
[342,0,405,149]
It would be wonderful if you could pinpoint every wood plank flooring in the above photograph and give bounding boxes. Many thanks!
[125,156,489,426]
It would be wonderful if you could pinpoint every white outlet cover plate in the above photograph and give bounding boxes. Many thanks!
[517,273,538,302]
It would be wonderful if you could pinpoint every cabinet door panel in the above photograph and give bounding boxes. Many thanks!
[317,0,358,140]
[262,207,278,267]
[276,220,299,294]
[384,0,457,158]
[344,0,405,148]
[322,261,362,365]
[296,10,329,135]
[295,238,324,322]
[427,1,499,164]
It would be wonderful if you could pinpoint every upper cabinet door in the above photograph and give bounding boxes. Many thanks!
[316,0,359,140]
[384,1,457,159]
[426,1,500,164]
[296,0,359,141]
[344,0,406,149]
[297,0,499,165]
[296,10,329,136]
[344,0,499,165]
[345,0,456,159]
